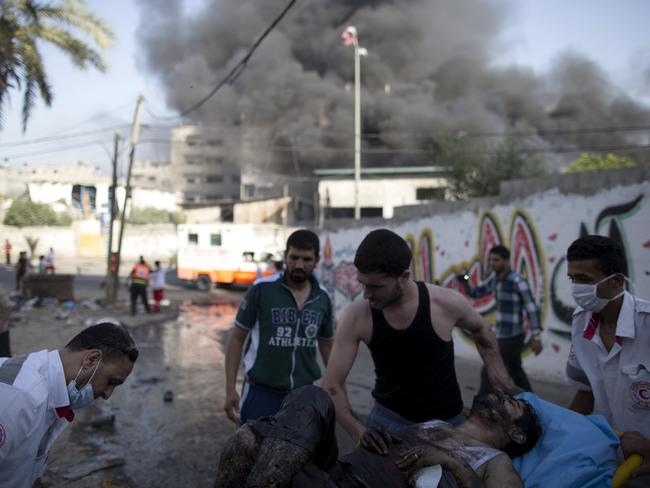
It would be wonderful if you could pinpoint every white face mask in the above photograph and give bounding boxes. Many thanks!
[571,273,625,312]
[67,360,101,410]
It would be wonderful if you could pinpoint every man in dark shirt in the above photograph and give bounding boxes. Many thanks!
[215,385,541,488]
[322,229,518,446]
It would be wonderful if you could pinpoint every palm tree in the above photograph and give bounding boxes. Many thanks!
[0,0,113,131]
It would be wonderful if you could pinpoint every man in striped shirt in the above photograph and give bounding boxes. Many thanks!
[460,245,543,394]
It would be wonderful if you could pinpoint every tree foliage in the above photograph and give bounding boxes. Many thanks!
[431,135,545,199]
[128,206,185,225]
[562,153,637,174]
[0,0,113,130]
[3,196,72,226]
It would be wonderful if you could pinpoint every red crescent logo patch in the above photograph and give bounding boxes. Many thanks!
[631,381,650,409]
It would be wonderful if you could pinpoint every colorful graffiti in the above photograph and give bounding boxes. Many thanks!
[318,181,649,382]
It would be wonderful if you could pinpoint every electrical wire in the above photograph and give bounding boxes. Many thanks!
[146,0,297,121]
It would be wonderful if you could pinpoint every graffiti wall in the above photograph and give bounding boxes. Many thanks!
[318,175,650,383]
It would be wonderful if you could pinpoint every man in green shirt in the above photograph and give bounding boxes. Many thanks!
[224,229,334,424]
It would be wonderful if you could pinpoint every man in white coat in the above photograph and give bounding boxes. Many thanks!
[0,319,138,487]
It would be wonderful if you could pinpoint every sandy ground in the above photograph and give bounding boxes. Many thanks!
[1,259,574,487]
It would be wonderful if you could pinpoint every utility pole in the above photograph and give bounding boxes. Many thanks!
[111,95,144,302]
[105,131,120,302]
[342,26,367,220]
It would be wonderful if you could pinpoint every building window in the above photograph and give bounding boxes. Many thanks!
[206,175,223,183]
[416,187,445,201]
[210,233,221,246]
[186,177,196,184]
[244,184,255,198]
[231,175,241,183]
[188,233,199,245]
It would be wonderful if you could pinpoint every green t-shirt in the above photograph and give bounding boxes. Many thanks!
[235,273,334,391]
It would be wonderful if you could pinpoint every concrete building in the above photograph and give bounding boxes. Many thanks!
[131,160,175,193]
[169,126,241,207]
[316,166,449,220]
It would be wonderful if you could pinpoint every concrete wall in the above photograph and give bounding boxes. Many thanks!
[317,167,650,383]
[0,222,177,261]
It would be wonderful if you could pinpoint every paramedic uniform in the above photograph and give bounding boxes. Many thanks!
[0,350,73,487]
[566,292,650,439]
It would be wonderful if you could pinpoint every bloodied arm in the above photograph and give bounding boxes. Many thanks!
[451,291,519,394]
[322,301,367,443]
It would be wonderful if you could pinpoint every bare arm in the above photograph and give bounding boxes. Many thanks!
[452,291,519,394]
[569,390,594,415]
[318,339,333,366]
[224,326,249,424]
[322,303,366,443]
[481,453,524,488]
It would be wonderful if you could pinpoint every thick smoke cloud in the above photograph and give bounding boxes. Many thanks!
[137,0,649,172]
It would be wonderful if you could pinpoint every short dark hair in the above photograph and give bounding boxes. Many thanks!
[155,260,161,267]
[503,399,542,458]
[567,235,625,275]
[354,229,412,277]
[66,323,139,363]
[286,229,320,257]
[489,245,510,259]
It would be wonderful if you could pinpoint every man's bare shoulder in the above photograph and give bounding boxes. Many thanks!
[426,283,471,313]
[480,452,523,487]
[337,297,373,338]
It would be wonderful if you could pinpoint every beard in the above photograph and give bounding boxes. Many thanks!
[288,269,308,283]
[369,282,403,310]
[469,393,510,426]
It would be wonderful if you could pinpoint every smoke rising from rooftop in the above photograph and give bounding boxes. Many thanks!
[137,0,650,172]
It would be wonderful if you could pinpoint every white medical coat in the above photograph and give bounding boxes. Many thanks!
[0,350,72,488]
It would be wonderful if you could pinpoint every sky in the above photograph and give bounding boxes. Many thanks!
[1,0,649,172]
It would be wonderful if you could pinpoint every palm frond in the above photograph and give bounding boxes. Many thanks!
[39,25,106,71]
[39,0,114,49]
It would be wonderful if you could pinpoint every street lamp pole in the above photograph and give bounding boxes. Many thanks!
[343,26,367,220]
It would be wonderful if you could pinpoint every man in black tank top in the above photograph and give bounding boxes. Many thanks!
[322,229,519,449]
[215,385,541,488]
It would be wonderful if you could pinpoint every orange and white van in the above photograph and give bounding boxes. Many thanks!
[176,223,292,290]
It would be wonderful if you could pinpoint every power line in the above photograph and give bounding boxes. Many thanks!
[0,124,130,148]
[1,139,115,161]
[147,0,297,121]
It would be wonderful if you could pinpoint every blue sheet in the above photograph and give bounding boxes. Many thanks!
[513,392,619,488]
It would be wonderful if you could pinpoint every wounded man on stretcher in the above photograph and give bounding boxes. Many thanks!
[215,385,542,488]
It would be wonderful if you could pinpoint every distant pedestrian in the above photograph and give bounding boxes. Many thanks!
[4,239,11,265]
[38,255,46,274]
[129,256,151,315]
[150,260,167,313]
[44,247,55,274]
[458,245,543,394]
[15,251,29,292]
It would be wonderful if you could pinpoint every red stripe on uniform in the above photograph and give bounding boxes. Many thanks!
[583,313,600,340]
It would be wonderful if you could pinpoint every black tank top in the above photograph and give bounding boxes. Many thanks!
[367,281,463,422]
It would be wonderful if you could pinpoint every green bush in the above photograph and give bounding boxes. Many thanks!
[127,206,184,225]
[3,197,71,227]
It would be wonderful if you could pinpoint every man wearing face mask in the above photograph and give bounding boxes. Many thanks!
[566,235,650,485]
[0,319,138,487]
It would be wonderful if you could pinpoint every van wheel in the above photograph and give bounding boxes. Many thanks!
[197,275,212,292]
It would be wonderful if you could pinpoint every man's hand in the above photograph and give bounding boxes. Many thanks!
[530,336,543,356]
[396,445,449,474]
[487,369,523,395]
[359,426,401,455]
[224,389,241,425]
[621,431,650,477]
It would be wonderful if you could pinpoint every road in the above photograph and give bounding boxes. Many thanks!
[0,260,574,487]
